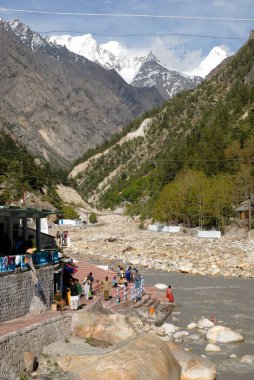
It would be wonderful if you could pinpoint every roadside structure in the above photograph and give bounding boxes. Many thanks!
[235,195,254,221]
[0,206,61,322]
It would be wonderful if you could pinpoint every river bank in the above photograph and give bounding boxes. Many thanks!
[58,213,254,379]
[143,270,254,380]
[60,213,254,278]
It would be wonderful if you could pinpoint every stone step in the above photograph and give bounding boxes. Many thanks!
[133,294,151,309]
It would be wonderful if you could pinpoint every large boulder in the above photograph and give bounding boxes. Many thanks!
[206,326,244,343]
[161,323,177,335]
[179,263,193,273]
[29,295,47,314]
[55,334,181,380]
[72,311,137,345]
[167,342,216,380]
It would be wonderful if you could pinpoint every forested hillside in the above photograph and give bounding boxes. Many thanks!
[71,33,254,229]
[0,133,69,210]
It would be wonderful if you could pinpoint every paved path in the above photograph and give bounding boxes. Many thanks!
[0,261,161,338]
[0,261,111,338]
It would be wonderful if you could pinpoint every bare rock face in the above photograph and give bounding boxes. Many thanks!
[29,295,47,314]
[55,334,181,380]
[72,311,137,344]
[167,342,216,380]
[23,351,35,373]
[0,20,163,168]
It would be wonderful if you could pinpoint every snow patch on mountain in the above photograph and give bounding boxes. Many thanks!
[48,32,228,83]
[187,46,228,78]
[48,34,145,83]
[8,19,47,51]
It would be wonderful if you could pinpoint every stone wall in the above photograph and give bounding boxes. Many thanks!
[0,314,72,380]
[0,266,56,323]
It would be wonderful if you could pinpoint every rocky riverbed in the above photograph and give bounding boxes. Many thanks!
[60,213,254,278]
[47,213,254,379]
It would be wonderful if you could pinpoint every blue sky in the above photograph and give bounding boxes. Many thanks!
[0,0,253,71]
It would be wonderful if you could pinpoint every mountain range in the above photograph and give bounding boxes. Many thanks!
[48,33,228,99]
[69,31,254,226]
[0,19,163,167]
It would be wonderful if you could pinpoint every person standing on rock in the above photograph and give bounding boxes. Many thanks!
[102,276,111,300]
[166,285,175,303]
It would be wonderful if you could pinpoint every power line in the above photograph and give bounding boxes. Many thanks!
[1,8,254,21]
[39,31,246,40]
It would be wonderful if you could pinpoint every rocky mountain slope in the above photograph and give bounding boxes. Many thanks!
[131,51,203,99]
[48,33,228,100]
[69,32,254,226]
[0,20,163,168]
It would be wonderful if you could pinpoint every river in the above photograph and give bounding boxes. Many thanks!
[143,270,254,380]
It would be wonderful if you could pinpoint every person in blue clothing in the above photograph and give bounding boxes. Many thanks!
[134,269,142,289]
[125,267,131,283]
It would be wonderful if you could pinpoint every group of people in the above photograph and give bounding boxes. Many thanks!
[54,277,84,311]
[54,268,175,312]
[101,265,144,302]
[56,230,70,247]
[116,265,142,287]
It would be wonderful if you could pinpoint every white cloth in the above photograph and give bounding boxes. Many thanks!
[83,283,90,300]
[15,255,21,265]
[70,295,78,310]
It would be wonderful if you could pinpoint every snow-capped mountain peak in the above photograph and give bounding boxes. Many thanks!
[48,33,100,61]
[48,33,145,83]
[187,46,228,78]
[8,19,48,51]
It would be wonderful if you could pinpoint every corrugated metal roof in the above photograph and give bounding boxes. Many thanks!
[0,205,59,218]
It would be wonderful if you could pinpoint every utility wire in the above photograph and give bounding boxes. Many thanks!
[40,31,246,40]
[1,8,254,21]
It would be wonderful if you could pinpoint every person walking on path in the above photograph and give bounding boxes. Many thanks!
[83,278,91,300]
[87,272,94,295]
[102,276,111,300]
[166,285,175,303]
[70,278,79,310]
[75,278,83,307]
[134,269,142,289]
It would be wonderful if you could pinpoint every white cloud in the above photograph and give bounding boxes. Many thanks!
[149,37,204,72]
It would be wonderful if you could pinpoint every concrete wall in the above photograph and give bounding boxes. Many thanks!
[0,314,72,380]
[0,266,56,323]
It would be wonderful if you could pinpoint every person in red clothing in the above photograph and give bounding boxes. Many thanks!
[166,285,174,303]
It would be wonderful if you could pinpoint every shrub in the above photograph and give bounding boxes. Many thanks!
[89,212,98,224]
[62,205,78,219]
